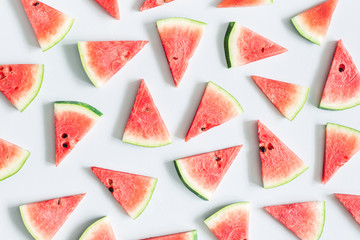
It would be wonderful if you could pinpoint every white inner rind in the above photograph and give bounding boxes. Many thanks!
[79,217,111,240]
[291,16,323,45]
[264,163,309,189]
[313,202,326,240]
[129,178,158,219]
[208,81,244,114]
[41,16,74,51]
[54,103,101,121]
[122,133,172,148]
[156,17,206,33]
[320,93,360,110]
[78,42,103,88]
[227,23,244,67]
[283,86,309,121]
[19,204,44,240]
[0,149,30,181]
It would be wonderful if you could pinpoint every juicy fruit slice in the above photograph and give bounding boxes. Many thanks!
[205,202,249,240]
[291,0,338,45]
[185,82,243,142]
[123,80,172,147]
[225,22,287,68]
[54,101,102,166]
[0,139,30,181]
[157,18,206,86]
[218,0,272,8]
[143,230,197,240]
[21,0,74,51]
[335,193,360,225]
[79,216,116,240]
[95,0,120,19]
[258,121,308,188]
[140,0,174,11]
[322,123,360,184]
[252,76,309,120]
[320,40,360,110]
[78,41,148,87]
[20,194,85,240]
[175,146,242,200]
[264,201,325,240]
[91,167,157,219]
[0,64,43,112]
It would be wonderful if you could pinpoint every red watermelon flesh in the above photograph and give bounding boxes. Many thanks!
[175,145,242,200]
[122,79,172,147]
[217,0,272,8]
[322,123,360,184]
[157,18,206,87]
[140,0,174,12]
[185,81,243,142]
[143,230,197,240]
[258,121,308,189]
[78,41,148,87]
[79,217,116,240]
[335,193,360,225]
[264,201,325,240]
[95,0,120,19]
[320,40,360,110]
[20,194,85,240]
[91,167,157,219]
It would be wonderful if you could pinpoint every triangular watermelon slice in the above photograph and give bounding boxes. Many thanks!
[264,201,325,240]
[142,230,197,240]
[20,0,74,51]
[322,123,360,184]
[335,193,360,225]
[320,40,360,110]
[185,81,243,142]
[78,41,148,87]
[79,216,116,240]
[252,76,309,121]
[224,22,287,68]
[258,121,308,188]
[0,138,30,181]
[20,193,85,240]
[140,0,174,12]
[291,0,338,45]
[217,0,272,8]
[0,64,43,112]
[94,0,120,20]
[204,202,249,240]
[91,167,157,219]
[156,17,206,87]
[122,79,172,147]
[54,101,102,166]
[174,145,242,200]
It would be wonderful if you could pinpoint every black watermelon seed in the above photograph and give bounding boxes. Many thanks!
[34,2,39,6]
[109,187,114,193]
[260,146,266,153]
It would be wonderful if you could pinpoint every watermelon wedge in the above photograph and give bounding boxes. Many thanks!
[252,76,309,121]
[258,121,308,188]
[224,22,287,68]
[91,167,157,219]
[335,193,360,225]
[0,138,30,181]
[320,40,360,110]
[185,81,243,142]
[122,79,172,147]
[142,230,197,240]
[94,0,120,20]
[264,201,325,240]
[20,0,74,51]
[78,41,148,87]
[140,0,174,12]
[54,101,102,166]
[291,0,338,45]
[0,64,43,112]
[204,202,249,240]
[174,145,242,200]
[156,18,206,87]
[20,194,85,240]
[79,216,116,240]
[217,0,272,8]
[322,123,360,184]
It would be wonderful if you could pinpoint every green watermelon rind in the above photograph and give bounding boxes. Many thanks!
[42,18,75,52]
[0,149,30,182]
[54,101,103,117]
[209,81,244,113]
[156,17,207,29]
[316,201,326,240]
[285,86,309,121]
[224,22,236,68]
[131,178,158,220]
[291,16,322,46]
[19,204,43,240]
[122,136,172,148]
[319,97,360,111]
[264,164,309,189]
[79,216,110,240]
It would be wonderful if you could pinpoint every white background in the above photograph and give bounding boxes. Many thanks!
[1,0,360,239]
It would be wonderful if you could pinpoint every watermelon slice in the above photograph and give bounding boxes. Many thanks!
[156,18,206,87]
[335,193,360,225]
[79,216,116,240]
[320,40,360,110]
[258,121,308,188]
[217,0,272,8]
[252,76,309,121]
[185,81,243,142]
[205,203,249,240]
[175,146,242,200]
[20,0,74,51]
[322,123,360,184]
[0,64,43,112]
[140,0,174,12]
[224,22,287,68]
[291,0,338,45]
[142,230,197,240]
[91,167,157,219]
[20,193,85,240]
[78,41,148,87]
[94,0,120,20]
[264,201,325,240]
[0,138,30,181]
[54,101,102,166]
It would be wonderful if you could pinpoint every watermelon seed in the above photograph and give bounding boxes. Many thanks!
[108,179,113,185]
[0,73,5,80]
[33,2,39,6]
[7,66,12,71]
[61,133,68,138]
[260,146,266,153]
[201,127,206,131]
[14,87,18,90]
[109,187,114,193]
[57,199,61,205]
[173,57,178,60]
[339,64,345,72]
[268,143,274,150]
[215,156,221,161]
[261,47,265,53]
[62,142,69,148]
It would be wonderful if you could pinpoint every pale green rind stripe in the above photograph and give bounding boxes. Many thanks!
[291,17,322,46]
[131,178,158,220]
[79,216,109,240]
[208,81,244,114]
[204,202,250,226]
[78,42,102,88]
[42,18,74,52]
[54,101,103,117]
[20,205,42,240]
[286,87,309,121]
[0,150,30,181]
[264,164,309,189]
